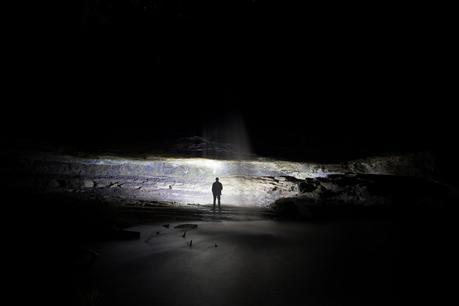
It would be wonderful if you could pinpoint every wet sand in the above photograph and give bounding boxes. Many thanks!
[87,218,397,306]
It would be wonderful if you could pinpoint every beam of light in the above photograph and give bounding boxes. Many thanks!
[202,112,252,160]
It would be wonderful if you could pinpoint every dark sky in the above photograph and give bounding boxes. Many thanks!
[5,1,454,159]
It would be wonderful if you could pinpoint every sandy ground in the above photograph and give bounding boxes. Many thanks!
[86,218,397,306]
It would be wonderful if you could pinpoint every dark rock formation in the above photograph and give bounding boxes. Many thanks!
[299,178,319,193]
[345,152,437,178]
[271,173,452,219]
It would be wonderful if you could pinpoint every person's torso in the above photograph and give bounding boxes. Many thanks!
[212,182,222,192]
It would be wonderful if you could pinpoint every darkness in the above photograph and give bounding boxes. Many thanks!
[5,1,455,162]
[4,1,456,159]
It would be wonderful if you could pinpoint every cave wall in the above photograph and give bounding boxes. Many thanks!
[14,155,314,206]
[8,151,439,207]
[345,152,437,178]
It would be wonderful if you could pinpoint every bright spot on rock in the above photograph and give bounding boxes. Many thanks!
[182,158,224,175]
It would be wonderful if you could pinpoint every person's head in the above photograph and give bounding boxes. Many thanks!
[215,177,219,182]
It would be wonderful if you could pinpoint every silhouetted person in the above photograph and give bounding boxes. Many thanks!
[212,177,223,210]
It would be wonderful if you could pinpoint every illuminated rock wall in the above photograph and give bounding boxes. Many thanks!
[20,155,321,206]
[14,151,437,207]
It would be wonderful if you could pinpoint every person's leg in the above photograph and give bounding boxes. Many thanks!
[218,195,221,209]
[213,194,216,209]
